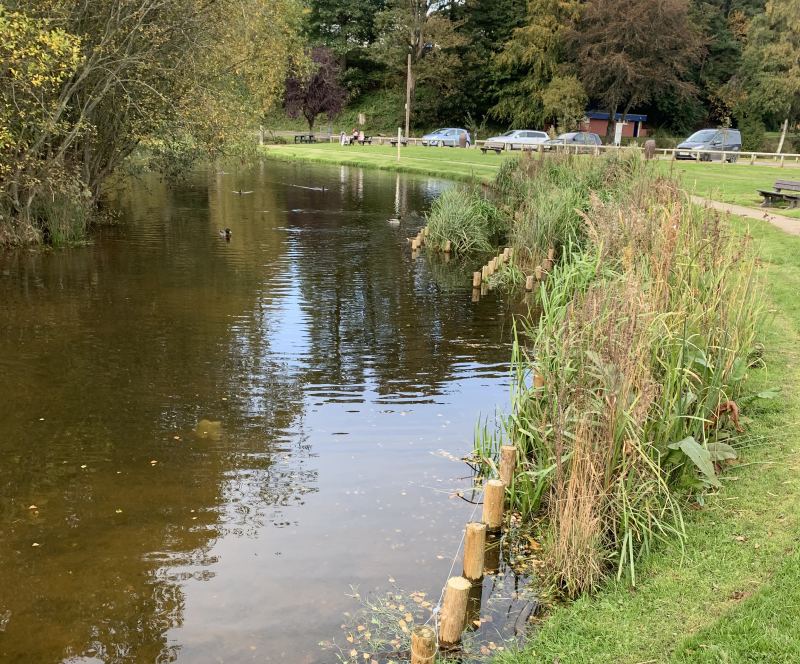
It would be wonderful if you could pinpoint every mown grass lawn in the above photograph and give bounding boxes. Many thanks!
[262,142,504,182]
[659,160,800,218]
[500,213,800,664]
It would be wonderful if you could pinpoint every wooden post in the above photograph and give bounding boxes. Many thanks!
[471,288,480,302]
[535,265,542,280]
[695,150,701,163]
[472,271,481,288]
[548,247,555,260]
[525,275,534,292]
[781,154,786,168]
[398,127,402,163]
[503,247,511,260]
[542,258,552,271]
[482,479,505,532]
[463,522,486,581]
[411,625,436,664]
[444,240,451,253]
[750,152,756,165]
[412,239,418,250]
[439,576,471,649]
[671,149,675,163]
[487,261,494,276]
[499,445,516,487]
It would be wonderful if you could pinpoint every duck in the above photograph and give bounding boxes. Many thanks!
[388,217,401,225]
[219,228,231,239]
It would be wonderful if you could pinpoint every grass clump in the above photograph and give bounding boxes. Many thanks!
[425,185,506,255]
[477,161,768,598]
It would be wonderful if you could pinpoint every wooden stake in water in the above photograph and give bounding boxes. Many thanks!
[444,240,451,253]
[499,445,516,487]
[525,275,534,292]
[411,625,436,664]
[463,522,487,581]
[473,271,481,288]
[471,288,480,302]
[482,479,505,532]
[439,576,471,649]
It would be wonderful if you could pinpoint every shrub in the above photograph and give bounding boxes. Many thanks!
[425,186,506,255]
[739,116,766,151]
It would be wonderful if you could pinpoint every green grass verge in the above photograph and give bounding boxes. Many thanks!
[262,143,504,182]
[501,213,800,664]
[659,160,800,218]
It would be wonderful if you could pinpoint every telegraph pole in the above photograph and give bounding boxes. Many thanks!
[405,53,411,141]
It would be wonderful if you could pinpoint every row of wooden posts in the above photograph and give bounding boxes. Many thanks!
[410,446,517,662]
[410,227,451,254]
[471,248,556,294]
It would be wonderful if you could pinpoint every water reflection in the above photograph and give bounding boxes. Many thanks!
[0,161,514,663]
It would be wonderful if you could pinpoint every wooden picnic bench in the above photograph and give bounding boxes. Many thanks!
[481,141,505,155]
[757,179,800,208]
[294,133,316,144]
[390,138,408,147]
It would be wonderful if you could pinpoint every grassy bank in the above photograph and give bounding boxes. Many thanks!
[504,212,800,663]
[262,142,503,182]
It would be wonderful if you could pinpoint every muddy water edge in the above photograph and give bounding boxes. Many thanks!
[0,161,537,663]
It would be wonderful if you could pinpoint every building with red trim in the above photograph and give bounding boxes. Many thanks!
[579,111,647,138]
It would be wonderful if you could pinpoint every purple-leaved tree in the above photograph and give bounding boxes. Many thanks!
[284,46,347,131]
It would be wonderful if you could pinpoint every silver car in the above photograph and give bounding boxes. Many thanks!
[676,129,742,162]
[482,130,549,154]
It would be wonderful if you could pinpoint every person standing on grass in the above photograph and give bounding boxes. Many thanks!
[340,130,347,146]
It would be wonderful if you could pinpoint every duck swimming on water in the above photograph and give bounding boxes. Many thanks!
[219,228,231,239]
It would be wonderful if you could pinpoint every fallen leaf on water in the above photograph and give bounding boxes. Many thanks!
[474,620,481,626]
[400,626,408,634]
[116,509,122,513]
[363,655,370,660]
[398,619,406,627]
[350,649,357,657]
[388,577,395,583]
[421,601,431,607]
[398,605,404,610]
[80,465,87,469]
[347,637,354,643]
[174,436,180,440]
[29,505,36,509]
[437,555,443,559]
[151,461,157,465]
[32,543,39,547]
[404,613,413,622]
[364,632,371,639]
[357,626,365,631]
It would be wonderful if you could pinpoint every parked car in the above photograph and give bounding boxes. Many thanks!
[421,128,471,147]
[542,132,602,152]
[675,129,741,161]
[482,130,549,153]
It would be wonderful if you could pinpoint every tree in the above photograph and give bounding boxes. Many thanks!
[541,76,588,131]
[491,0,581,127]
[305,0,385,70]
[285,46,347,130]
[733,0,800,130]
[1,0,302,245]
[569,0,704,141]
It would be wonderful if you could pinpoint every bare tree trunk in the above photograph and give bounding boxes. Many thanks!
[604,104,618,144]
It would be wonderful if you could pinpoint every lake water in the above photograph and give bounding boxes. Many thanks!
[0,161,533,663]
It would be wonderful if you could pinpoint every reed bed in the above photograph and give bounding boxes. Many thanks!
[425,185,506,255]
[476,157,766,597]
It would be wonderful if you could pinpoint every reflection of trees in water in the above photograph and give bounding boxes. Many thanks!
[283,170,511,401]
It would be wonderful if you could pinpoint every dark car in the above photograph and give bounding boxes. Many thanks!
[542,132,602,152]
[676,129,741,162]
